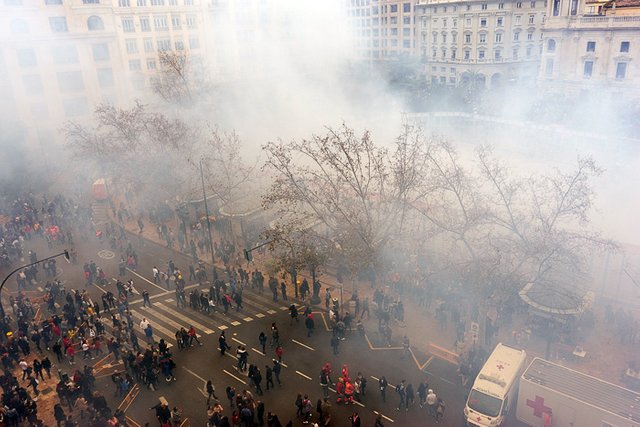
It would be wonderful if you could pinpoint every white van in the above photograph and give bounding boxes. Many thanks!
[464,343,527,426]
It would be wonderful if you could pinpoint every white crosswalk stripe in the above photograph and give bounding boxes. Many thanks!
[130,309,178,344]
[154,302,214,334]
[138,306,202,338]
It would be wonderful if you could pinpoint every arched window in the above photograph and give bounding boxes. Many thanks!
[87,15,104,31]
[10,19,29,33]
[547,39,556,52]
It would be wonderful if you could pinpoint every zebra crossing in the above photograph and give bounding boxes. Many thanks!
[108,288,294,348]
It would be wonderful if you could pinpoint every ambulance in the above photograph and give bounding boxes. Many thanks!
[464,343,528,426]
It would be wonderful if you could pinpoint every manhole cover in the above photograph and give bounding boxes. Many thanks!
[98,250,115,260]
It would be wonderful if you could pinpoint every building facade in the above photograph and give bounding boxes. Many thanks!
[539,0,640,98]
[415,0,545,87]
[0,0,209,156]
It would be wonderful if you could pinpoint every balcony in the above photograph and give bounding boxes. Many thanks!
[545,14,640,29]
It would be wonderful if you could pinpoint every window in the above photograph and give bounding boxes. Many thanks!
[620,41,630,53]
[440,76,446,84]
[126,39,138,54]
[545,58,553,76]
[403,39,411,48]
[497,17,503,26]
[515,15,522,25]
[531,1,536,6]
[465,33,471,43]
[513,31,520,41]
[404,16,411,25]
[481,3,487,9]
[22,75,43,96]
[184,0,193,4]
[189,36,199,49]
[140,17,150,31]
[453,18,457,27]
[63,98,89,117]
[547,39,556,52]
[390,28,398,36]
[169,0,177,5]
[157,38,171,51]
[442,33,447,43]
[17,48,37,67]
[512,48,519,59]
[129,59,141,71]
[143,38,153,52]
[433,33,437,43]
[154,15,168,30]
[529,14,535,24]
[583,60,593,78]
[52,45,78,64]
[465,18,471,27]
[83,0,100,3]
[403,2,410,12]
[478,49,485,59]
[464,50,470,59]
[137,0,146,5]
[498,2,504,8]
[147,59,156,69]
[527,31,534,40]
[450,67,456,74]
[151,0,164,4]
[570,0,578,15]
[44,0,62,4]
[171,15,181,29]
[186,14,196,28]
[480,18,487,27]
[467,5,471,10]
[479,33,486,43]
[118,0,130,5]
[451,49,456,59]
[49,17,68,32]
[57,71,84,92]
[450,77,456,83]
[616,62,627,79]
[390,4,397,12]
[452,33,457,43]
[441,48,447,58]
[97,68,114,88]
[526,46,532,57]
[553,0,560,15]
[432,49,436,58]
[495,33,502,43]
[92,43,109,61]
[403,28,410,37]
[586,41,595,52]
[517,1,522,7]
[175,40,184,50]
[494,50,501,59]
[122,17,135,32]
[87,16,104,31]
[10,19,29,33]
[443,18,447,27]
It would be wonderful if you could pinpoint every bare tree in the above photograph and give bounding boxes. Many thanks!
[62,101,195,199]
[262,122,428,285]
[151,51,193,105]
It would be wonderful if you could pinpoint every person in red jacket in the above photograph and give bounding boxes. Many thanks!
[336,378,345,404]
[188,326,202,347]
[344,380,355,405]
[66,345,76,365]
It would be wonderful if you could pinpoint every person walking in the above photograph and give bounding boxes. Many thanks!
[349,411,361,427]
[330,333,340,355]
[265,365,274,391]
[188,326,203,347]
[395,380,407,411]
[54,403,66,427]
[144,324,154,344]
[258,332,267,354]
[436,398,446,423]
[142,290,151,307]
[417,380,428,408]
[272,359,282,385]
[379,376,388,402]
[305,314,315,337]
[426,388,438,418]
[206,380,217,405]
[319,369,330,399]
[219,331,230,356]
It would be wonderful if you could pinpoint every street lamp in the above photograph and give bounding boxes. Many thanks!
[0,250,70,321]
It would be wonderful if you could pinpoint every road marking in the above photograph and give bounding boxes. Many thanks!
[138,306,201,338]
[251,347,264,355]
[219,325,228,331]
[130,309,176,343]
[295,371,312,380]
[183,367,206,383]
[266,310,276,314]
[165,298,174,303]
[243,317,253,322]
[255,313,265,318]
[93,284,106,294]
[440,377,455,385]
[279,306,288,310]
[232,337,246,346]
[223,369,247,384]
[373,411,394,423]
[231,321,241,326]
[419,355,435,371]
[126,416,141,427]
[353,400,364,407]
[155,302,214,334]
[291,339,315,351]
[127,268,168,292]
[225,352,238,360]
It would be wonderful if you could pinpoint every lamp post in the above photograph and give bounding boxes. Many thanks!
[0,250,70,321]
[199,159,216,266]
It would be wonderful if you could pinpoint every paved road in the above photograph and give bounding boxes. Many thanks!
[5,231,469,426]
